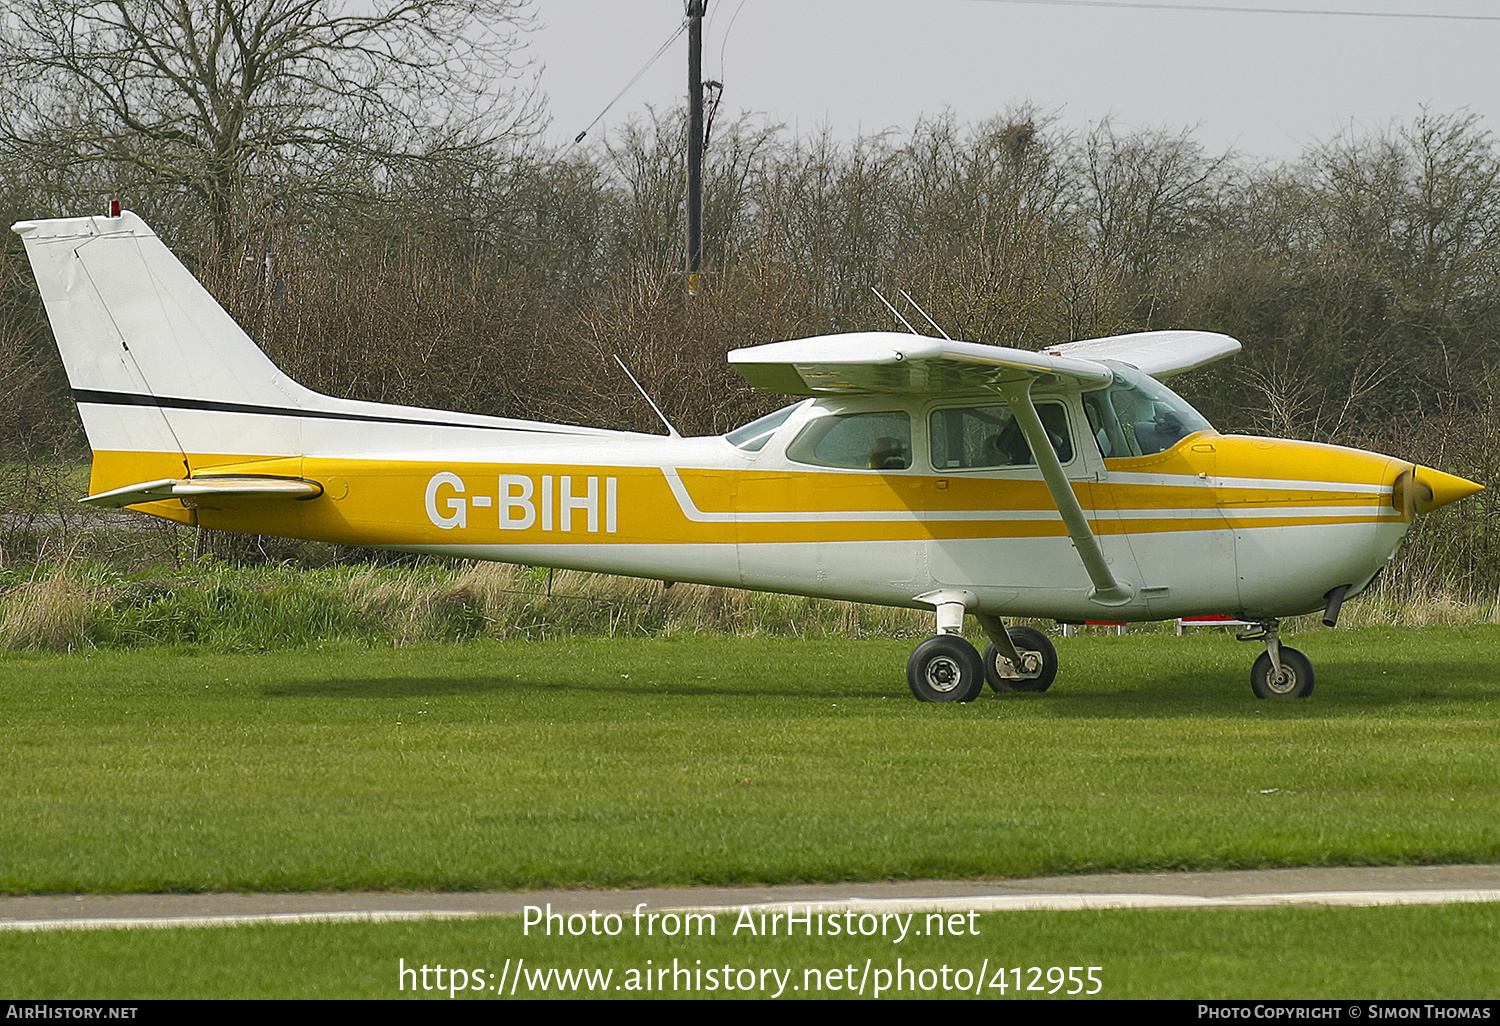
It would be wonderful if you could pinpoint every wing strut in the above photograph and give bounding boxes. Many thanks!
[1000,378,1134,606]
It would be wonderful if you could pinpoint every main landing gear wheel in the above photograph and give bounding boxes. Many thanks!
[1250,647,1315,699]
[907,635,985,703]
[984,625,1058,693]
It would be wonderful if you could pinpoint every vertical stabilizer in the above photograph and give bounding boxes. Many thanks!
[13,212,308,459]
[15,209,604,505]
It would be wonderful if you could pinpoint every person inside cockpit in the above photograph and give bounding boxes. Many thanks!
[869,436,909,470]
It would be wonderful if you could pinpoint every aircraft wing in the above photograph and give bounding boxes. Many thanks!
[730,329,1238,396]
[729,332,1114,396]
[1043,329,1240,378]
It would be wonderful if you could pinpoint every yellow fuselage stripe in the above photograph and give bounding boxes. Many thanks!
[88,436,1404,549]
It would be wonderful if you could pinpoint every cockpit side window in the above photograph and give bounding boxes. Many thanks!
[725,402,802,452]
[786,411,913,470]
[1083,363,1213,458]
[929,402,1073,470]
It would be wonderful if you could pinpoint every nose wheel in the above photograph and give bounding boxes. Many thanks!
[1250,648,1314,698]
[1240,619,1316,699]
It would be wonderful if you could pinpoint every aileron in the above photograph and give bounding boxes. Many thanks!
[1044,330,1241,378]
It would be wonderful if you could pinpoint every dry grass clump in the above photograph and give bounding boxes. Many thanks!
[336,562,934,643]
[0,573,96,651]
[1337,581,1500,629]
[345,567,449,645]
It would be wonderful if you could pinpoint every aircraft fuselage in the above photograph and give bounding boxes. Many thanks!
[86,391,1412,624]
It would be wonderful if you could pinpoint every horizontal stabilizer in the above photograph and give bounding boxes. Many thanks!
[82,475,323,508]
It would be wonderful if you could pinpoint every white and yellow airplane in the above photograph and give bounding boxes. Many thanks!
[14,209,1484,701]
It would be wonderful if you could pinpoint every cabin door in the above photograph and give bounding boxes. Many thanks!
[923,398,1131,599]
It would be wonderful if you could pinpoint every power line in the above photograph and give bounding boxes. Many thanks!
[565,19,689,151]
[717,0,750,81]
[957,0,1500,21]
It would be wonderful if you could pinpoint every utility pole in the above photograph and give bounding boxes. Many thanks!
[685,0,706,296]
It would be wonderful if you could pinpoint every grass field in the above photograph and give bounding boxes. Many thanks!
[5,558,1500,657]
[6,904,1499,999]
[2,627,1498,893]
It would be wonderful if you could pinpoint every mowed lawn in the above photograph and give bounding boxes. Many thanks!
[1,627,1498,893]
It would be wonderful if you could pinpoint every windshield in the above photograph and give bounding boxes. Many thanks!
[725,402,803,452]
[1082,362,1213,458]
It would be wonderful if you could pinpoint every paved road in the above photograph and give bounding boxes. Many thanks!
[4,865,1499,931]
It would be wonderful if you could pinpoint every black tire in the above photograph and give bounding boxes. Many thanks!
[984,625,1058,693]
[907,635,985,702]
[1250,647,1315,699]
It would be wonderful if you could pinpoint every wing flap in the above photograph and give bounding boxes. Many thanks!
[82,475,323,508]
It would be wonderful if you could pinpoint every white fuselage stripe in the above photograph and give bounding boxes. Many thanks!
[1107,471,1392,495]
[662,470,1397,526]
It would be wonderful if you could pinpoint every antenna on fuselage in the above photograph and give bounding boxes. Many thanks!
[871,288,919,335]
[899,289,953,341]
[613,354,682,438]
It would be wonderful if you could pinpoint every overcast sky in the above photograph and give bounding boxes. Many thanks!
[529,0,1499,161]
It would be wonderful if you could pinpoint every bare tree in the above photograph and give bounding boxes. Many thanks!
[0,0,540,253]
[1082,120,1232,302]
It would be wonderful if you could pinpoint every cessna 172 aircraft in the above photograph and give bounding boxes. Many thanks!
[15,209,1484,702]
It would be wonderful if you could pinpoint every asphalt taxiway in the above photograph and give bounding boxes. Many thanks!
[4,865,1499,931]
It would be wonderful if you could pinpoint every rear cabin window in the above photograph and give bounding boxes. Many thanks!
[929,402,1073,470]
[786,411,913,470]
